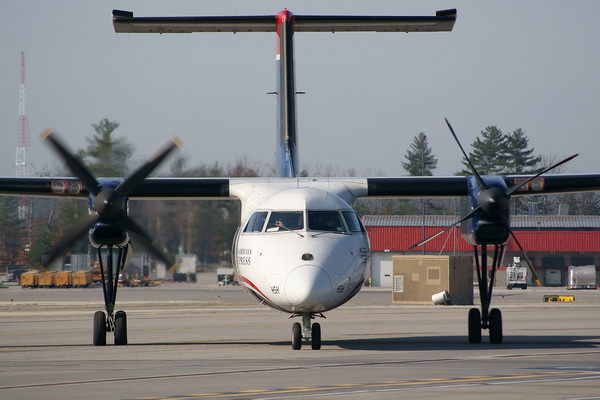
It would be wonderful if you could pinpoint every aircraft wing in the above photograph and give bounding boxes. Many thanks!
[112,9,456,34]
[365,174,600,198]
[0,177,230,200]
[365,177,467,198]
[1,174,600,201]
[503,174,600,195]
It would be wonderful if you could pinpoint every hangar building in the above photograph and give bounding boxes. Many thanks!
[363,215,600,287]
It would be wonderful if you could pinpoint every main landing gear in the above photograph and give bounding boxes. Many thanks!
[290,312,324,350]
[93,244,129,346]
[469,244,503,344]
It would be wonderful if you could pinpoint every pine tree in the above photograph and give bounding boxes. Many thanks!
[78,118,134,177]
[401,132,440,234]
[402,132,438,176]
[460,126,508,175]
[504,128,542,174]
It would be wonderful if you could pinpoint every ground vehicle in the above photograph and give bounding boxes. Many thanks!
[217,268,236,286]
[567,265,596,289]
[7,268,26,283]
[507,257,528,290]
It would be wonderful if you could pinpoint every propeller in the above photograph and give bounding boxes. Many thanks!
[41,129,181,268]
[410,119,577,250]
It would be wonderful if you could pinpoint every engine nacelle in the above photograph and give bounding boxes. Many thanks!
[460,176,511,246]
[90,223,129,248]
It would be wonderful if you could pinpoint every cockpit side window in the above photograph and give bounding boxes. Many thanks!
[342,211,366,233]
[266,211,304,232]
[243,211,268,233]
[308,211,345,232]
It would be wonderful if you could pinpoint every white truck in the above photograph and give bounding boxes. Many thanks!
[506,257,528,290]
[217,268,236,286]
[567,265,597,289]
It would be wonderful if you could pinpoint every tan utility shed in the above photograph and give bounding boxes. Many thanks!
[392,255,473,305]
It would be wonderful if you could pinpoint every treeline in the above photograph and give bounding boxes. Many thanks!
[400,128,600,216]
[1,119,598,267]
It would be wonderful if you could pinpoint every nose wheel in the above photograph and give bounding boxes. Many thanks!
[93,309,128,346]
[290,313,323,350]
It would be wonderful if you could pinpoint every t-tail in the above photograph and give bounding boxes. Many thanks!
[113,8,457,177]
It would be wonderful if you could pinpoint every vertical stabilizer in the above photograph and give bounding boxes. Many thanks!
[275,9,299,177]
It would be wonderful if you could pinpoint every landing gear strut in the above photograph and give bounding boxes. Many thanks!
[290,312,324,350]
[93,244,129,346]
[469,244,503,344]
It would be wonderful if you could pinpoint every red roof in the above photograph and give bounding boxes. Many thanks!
[367,226,600,253]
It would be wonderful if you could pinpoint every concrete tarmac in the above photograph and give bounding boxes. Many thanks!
[1,275,599,400]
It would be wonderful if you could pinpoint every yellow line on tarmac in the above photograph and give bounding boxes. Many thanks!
[141,371,599,400]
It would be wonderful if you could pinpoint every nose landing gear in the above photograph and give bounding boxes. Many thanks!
[469,244,503,344]
[93,244,129,346]
[290,312,324,350]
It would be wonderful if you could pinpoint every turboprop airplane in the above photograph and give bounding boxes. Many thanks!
[2,8,600,349]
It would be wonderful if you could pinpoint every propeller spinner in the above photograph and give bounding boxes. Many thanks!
[41,129,180,267]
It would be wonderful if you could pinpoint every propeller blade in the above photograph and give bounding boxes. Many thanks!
[44,212,100,268]
[506,153,579,196]
[509,230,542,287]
[115,137,182,197]
[445,118,488,190]
[409,206,481,249]
[41,129,101,196]
[115,214,174,267]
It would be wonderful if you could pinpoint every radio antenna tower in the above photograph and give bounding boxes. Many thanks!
[16,51,31,219]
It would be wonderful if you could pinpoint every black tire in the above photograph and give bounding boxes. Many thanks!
[114,310,128,346]
[93,311,107,346]
[311,323,321,350]
[468,308,482,344]
[489,308,503,344]
[291,322,302,350]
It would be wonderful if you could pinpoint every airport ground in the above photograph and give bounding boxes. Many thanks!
[1,274,599,400]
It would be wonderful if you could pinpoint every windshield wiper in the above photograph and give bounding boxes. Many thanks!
[274,226,305,238]
[309,230,347,238]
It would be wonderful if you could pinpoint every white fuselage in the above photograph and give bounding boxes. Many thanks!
[231,183,370,314]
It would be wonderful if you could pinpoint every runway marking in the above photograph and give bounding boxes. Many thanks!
[3,352,600,392]
[125,371,600,400]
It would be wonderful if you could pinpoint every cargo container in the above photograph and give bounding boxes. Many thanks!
[567,265,597,289]
[37,272,56,287]
[55,271,73,287]
[73,270,92,287]
[391,255,473,305]
[20,271,38,287]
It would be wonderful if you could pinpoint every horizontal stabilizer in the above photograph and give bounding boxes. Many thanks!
[113,9,456,34]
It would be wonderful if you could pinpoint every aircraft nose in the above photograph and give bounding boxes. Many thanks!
[284,265,332,310]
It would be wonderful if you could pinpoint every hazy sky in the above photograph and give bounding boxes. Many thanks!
[1,0,599,178]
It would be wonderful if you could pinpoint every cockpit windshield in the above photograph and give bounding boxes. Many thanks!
[308,211,344,232]
[266,211,304,232]
[243,209,365,234]
[243,211,268,233]
[342,211,366,232]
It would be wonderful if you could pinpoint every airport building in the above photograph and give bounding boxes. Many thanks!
[364,215,600,288]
